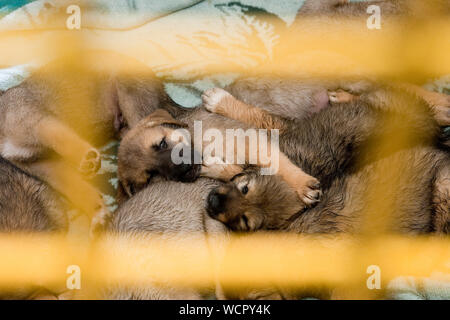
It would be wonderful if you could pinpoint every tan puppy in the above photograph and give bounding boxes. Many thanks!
[0,157,67,299]
[0,53,169,230]
[273,0,450,127]
[201,87,448,300]
[230,76,450,127]
[111,85,449,300]
[101,178,227,300]
[116,74,449,207]
[203,87,449,234]
[117,108,322,208]
[117,109,202,197]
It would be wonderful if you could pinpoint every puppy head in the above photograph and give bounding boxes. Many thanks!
[118,109,201,197]
[205,171,306,231]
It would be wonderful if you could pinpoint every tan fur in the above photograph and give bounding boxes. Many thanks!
[118,109,199,198]
[202,88,322,205]
[23,159,106,219]
[114,72,449,204]
[0,53,171,230]
[328,89,358,103]
[336,83,450,126]
[119,102,322,207]
[201,161,243,182]
[0,157,67,299]
[204,90,286,131]
[36,118,101,176]
[205,90,448,236]
[433,165,450,233]
[206,172,304,231]
[102,178,228,300]
[204,90,448,300]
[399,84,450,126]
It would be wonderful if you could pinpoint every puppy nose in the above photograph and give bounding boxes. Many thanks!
[206,190,226,217]
[208,192,220,210]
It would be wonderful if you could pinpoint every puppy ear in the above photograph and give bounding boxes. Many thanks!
[104,80,128,134]
[145,109,187,128]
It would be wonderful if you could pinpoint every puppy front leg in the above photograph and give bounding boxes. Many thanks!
[277,152,322,206]
[201,156,243,181]
[233,134,322,205]
[23,159,111,235]
[36,117,101,177]
[328,89,359,103]
[202,88,285,130]
[244,140,322,206]
[200,158,322,206]
[256,143,321,206]
[202,88,321,205]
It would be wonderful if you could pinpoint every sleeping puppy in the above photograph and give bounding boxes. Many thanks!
[207,148,449,234]
[0,52,170,231]
[101,177,227,300]
[206,147,449,300]
[208,147,449,301]
[274,0,450,126]
[0,157,67,299]
[117,107,321,208]
[117,109,202,194]
[203,87,449,234]
[2,54,392,229]
[109,89,448,300]
[0,55,355,227]
[202,87,449,299]
[229,76,450,127]
[116,74,449,205]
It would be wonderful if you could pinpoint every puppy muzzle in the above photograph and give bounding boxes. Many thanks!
[206,189,228,218]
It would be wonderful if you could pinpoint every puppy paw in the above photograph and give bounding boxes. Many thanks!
[89,204,112,238]
[328,89,357,104]
[294,176,322,206]
[79,148,101,178]
[202,88,232,113]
